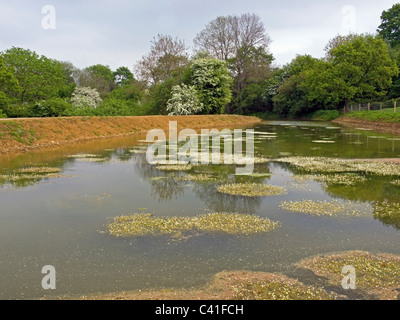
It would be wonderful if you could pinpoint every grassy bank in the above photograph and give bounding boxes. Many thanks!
[341,108,400,123]
[0,115,261,155]
[334,108,400,135]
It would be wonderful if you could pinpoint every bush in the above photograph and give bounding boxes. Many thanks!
[30,98,71,117]
[309,110,341,121]
[166,84,204,115]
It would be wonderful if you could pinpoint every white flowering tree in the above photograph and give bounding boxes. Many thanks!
[71,87,102,109]
[166,84,204,115]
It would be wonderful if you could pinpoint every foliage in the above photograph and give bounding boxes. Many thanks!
[1,47,67,104]
[343,108,400,123]
[113,66,134,87]
[71,87,102,109]
[189,57,233,114]
[135,34,189,86]
[323,34,398,109]
[30,97,71,117]
[78,64,115,98]
[166,84,204,115]
[194,14,273,113]
[377,3,400,47]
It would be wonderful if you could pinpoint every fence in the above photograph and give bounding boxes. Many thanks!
[346,100,397,113]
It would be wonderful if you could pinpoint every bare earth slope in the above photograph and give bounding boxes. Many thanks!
[0,115,261,155]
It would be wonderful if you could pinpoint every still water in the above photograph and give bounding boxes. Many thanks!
[0,120,399,299]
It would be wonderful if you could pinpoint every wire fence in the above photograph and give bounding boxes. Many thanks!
[346,100,398,113]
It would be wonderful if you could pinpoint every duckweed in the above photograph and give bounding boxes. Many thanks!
[297,251,400,300]
[217,183,287,197]
[280,200,370,217]
[108,213,279,238]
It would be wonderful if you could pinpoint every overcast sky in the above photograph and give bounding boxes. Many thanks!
[0,0,398,71]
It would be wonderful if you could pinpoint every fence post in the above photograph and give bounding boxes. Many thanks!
[368,102,370,111]
[395,100,397,113]
[359,104,361,112]
[380,102,383,112]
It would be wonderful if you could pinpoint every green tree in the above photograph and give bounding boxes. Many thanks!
[323,34,398,110]
[189,57,233,114]
[79,64,115,98]
[377,3,400,47]
[1,47,67,105]
[272,55,319,116]
[0,56,20,116]
[114,67,134,87]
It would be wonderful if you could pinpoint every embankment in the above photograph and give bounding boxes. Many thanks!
[333,116,400,135]
[0,115,261,155]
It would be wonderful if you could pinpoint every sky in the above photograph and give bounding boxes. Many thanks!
[0,0,399,72]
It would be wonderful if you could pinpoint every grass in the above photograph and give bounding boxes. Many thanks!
[107,213,280,239]
[343,108,400,123]
[0,121,38,145]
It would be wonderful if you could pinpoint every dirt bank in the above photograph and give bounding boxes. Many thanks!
[333,117,400,135]
[0,115,261,155]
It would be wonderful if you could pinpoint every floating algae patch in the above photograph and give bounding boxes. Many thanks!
[390,179,400,187]
[373,202,400,230]
[276,157,400,176]
[16,167,62,174]
[177,173,218,182]
[217,183,287,197]
[155,164,194,171]
[297,251,400,300]
[107,213,279,239]
[312,140,336,144]
[68,153,107,163]
[291,173,367,186]
[280,200,370,217]
[0,167,72,188]
[233,275,338,300]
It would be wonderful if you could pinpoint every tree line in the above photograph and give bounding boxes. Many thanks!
[1,6,400,119]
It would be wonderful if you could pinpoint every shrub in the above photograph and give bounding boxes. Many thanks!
[30,97,71,117]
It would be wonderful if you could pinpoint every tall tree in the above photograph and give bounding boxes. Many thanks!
[194,13,273,112]
[135,34,189,86]
[79,64,115,98]
[1,47,67,104]
[377,3,400,47]
[188,57,233,114]
[311,34,398,110]
[0,56,20,114]
[113,66,134,87]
